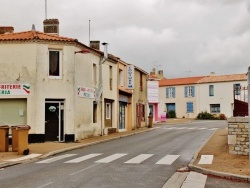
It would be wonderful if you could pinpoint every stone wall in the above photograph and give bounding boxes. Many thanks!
[228,117,249,155]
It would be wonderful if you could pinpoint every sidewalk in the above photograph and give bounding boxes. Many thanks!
[1,119,250,182]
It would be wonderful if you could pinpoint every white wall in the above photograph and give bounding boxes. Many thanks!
[197,81,247,118]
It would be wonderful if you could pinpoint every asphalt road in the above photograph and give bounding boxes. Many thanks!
[0,120,249,188]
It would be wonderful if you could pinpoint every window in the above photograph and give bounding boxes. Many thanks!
[93,102,97,123]
[166,87,176,98]
[119,69,124,86]
[234,83,241,95]
[186,102,194,113]
[209,85,214,96]
[140,72,143,91]
[210,104,220,113]
[185,86,195,97]
[93,63,97,86]
[49,50,62,78]
[106,103,111,119]
[109,66,113,90]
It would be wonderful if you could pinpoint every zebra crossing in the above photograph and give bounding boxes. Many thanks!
[163,127,219,131]
[36,153,181,165]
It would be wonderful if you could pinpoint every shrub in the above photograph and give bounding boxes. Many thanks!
[167,110,176,118]
[197,111,216,120]
[219,113,227,120]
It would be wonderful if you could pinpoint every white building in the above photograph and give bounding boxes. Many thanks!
[159,73,247,119]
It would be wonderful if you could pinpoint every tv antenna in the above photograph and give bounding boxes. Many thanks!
[45,0,47,19]
[185,70,191,77]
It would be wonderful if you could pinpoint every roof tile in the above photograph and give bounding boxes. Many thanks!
[0,30,76,42]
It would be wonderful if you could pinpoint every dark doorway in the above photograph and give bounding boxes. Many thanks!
[45,101,64,141]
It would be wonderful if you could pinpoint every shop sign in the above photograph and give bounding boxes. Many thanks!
[127,65,134,89]
[78,86,95,99]
[147,81,159,103]
[0,83,30,95]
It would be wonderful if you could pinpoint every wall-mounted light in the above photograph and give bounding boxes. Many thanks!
[74,49,90,54]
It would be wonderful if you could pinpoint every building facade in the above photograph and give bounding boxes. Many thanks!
[0,21,118,142]
[158,74,247,119]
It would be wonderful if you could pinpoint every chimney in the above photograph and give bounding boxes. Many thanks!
[43,19,59,35]
[0,26,14,34]
[210,72,216,76]
[90,41,100,50]
[158,70,163,78]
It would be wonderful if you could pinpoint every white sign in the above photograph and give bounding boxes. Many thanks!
[78,86,95,99]
[127,65,134,89]
[0,83,30,95]
[147,81,159,103]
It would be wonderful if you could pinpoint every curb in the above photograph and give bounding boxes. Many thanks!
[188,128,250,182]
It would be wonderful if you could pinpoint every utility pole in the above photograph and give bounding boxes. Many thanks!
[248,66,250,168]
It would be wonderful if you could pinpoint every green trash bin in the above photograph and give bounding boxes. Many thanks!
[0,125,9,152]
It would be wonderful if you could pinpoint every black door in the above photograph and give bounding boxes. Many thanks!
[45,102,59,141]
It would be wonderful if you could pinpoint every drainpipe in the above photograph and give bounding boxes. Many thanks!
[96,43,108,136]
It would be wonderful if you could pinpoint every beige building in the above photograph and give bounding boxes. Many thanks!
[0,20,118,142]
[116,60,148,131]
[0,19,148,142]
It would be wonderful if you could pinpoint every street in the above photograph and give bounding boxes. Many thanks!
[0,120,249,188]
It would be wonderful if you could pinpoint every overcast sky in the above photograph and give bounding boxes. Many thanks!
[1,0,250,78]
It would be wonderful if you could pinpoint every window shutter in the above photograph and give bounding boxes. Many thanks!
[184,86,188,97]
[166,88,169,98]
[191,86,195,97]
[172,87,176,98]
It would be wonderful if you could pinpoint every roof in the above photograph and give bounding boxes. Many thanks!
[159,73,247,87]
[197,74,247,84]
[0,30,77,42]
[159,76,205,86]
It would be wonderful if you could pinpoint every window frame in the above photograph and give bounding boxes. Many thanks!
[119,69,124,87]
[209,85,214,96]
[48,49,62,79]
[210,104,220,113]
[106,103,111,119]
[166,87,176,98]
[185,86,195,97]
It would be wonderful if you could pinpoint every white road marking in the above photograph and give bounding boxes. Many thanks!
[69,163,100,175]
[181,172,207,188]
[36,182,53,188]
[208,128,218,131]
[36,154,77,163]
[156,155,180,165]
[95,153,127,163]
[198,155,214,165]
[64,153,103,163]
[6,154,42,162]
[124,154,154,164]
[164,127,219,131]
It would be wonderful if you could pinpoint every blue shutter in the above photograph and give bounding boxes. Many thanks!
[187,102,194,113]
[191,86,195,97]
[172,87,176,98]
[184,86,188,97]
[166,88,169,98]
